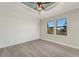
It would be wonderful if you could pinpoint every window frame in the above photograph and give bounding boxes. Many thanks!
[47,20,54,34]
[56,18,67,35]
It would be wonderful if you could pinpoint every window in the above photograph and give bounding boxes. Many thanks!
[56,18,67,35]
[47,21,54,34]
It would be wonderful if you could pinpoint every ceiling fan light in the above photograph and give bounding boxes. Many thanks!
[37,7,42,10]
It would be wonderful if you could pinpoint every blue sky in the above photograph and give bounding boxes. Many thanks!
[57,19,67,26]
[48,21,54,27]
[48,18,67,27]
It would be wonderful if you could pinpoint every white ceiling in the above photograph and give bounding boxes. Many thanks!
[20,2,79,20]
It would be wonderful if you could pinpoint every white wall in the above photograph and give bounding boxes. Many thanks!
[0,3,40,48]
[40,8,79,49]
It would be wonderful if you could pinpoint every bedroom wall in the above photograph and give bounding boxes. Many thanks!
[40,8,79,49]
[0,2,40,48]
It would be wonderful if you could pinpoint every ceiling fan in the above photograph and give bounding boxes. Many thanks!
[34,2,51,10]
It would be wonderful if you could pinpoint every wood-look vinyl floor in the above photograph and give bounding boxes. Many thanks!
[0,39,79,57]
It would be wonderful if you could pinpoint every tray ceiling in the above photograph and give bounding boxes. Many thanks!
[21,2,55,12]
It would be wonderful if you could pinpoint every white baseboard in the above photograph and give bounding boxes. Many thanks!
[42,39,79,49]
[0,39,39,49]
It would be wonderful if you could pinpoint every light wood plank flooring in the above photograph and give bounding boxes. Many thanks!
[0,39,79,57]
